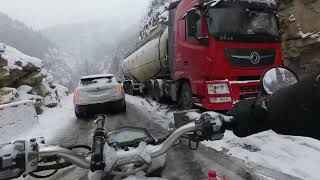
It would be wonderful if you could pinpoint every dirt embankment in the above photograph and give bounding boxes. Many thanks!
[277,0,320,76]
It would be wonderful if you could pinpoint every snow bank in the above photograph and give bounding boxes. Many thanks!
[14,95,76,143]
[0,100,39,143]
[125,95,176,127]
[202,130,320,180]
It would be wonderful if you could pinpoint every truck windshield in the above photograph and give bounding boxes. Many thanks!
[206,7,280,42]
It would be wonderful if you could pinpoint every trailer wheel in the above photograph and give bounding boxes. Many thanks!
[127,83,134,95]
[178,82,193,110]
[154,80,163,102]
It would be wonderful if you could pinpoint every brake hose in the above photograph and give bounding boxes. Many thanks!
[29,145,90,178]
[33,162,73,172]
[65,145,92,151]
[29,161,73,178]
[29,169,59,179]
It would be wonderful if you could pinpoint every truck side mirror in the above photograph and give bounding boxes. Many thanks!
[187,9,199,37]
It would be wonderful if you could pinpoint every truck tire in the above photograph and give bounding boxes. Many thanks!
[128,83,134,95]
[154,80,163,102]
[178,82,193,110]
[145,80,154,97]
[123,81,134,95]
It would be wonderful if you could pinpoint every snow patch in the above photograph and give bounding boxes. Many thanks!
[0,100,39,143]
[125,95,175,127]
[202,130,320,180]
[247,0,276,6]
[185,112,201,121]
[17,85,33,93]
[14,95,76,143]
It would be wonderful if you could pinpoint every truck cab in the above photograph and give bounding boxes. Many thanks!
[173,0,283,110]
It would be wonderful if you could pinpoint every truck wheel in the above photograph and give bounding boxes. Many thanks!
[146,80,154,97]
[178,82,193,110]
[128,83,134,95]
[123,82,134,95]
[154,80,163,102]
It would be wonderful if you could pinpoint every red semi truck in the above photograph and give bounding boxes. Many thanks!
[122,0,283,111]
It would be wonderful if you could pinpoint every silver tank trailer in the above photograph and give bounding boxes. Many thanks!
[121,25,168,82]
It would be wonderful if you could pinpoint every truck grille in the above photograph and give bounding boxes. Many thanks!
[239,85,260,100]
[240,86,260,93]
[225,48,275,67]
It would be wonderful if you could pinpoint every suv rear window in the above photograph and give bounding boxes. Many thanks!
[80,76,115,86]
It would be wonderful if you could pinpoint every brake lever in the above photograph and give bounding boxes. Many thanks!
[195,112,226,141]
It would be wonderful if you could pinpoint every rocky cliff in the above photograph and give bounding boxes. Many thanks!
[0,43,69,113]
[277,0,320,76]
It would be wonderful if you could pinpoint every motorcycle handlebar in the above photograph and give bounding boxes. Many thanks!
[1,111,229,179]
[38,144,90,169]
[37,121,198,170]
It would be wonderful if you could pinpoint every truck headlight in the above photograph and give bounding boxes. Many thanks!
[207,83,230,94]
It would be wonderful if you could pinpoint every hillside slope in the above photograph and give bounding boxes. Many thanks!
[277,0,320,76]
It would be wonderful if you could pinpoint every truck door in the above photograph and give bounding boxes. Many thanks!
[182,9,209,94]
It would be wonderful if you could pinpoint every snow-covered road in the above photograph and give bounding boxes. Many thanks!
[4,95,320,179]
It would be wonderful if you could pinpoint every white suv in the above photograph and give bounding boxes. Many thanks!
[73,74,126,118]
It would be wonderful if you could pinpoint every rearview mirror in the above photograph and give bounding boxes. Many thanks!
[261,67,298,95]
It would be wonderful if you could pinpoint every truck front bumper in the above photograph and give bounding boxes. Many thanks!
[201,80,260,111]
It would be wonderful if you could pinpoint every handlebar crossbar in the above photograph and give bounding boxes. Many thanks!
[39,145,90,169]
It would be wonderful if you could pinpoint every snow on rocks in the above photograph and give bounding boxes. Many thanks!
[42,76,69,108]
[0,43,69,111]
[139,0,175,41]
[0,87,18,104]
[0,43,45,88]
[0,43,43,69]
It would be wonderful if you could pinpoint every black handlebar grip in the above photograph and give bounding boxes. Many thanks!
[91,136,105,171]
[95,114,106,129]
[91,114,107,172]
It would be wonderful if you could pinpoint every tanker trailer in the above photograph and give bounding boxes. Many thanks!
[122,23,169,98]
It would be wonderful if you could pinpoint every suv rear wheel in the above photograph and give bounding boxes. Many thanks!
[75,110,84,119]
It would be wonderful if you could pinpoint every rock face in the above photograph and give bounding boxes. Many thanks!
[0,43,69,112]
[277,0,320,76]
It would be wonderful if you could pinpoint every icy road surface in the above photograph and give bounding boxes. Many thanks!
[10,95,319,179]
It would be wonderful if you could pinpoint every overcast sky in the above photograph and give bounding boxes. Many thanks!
[0,0,149,29]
